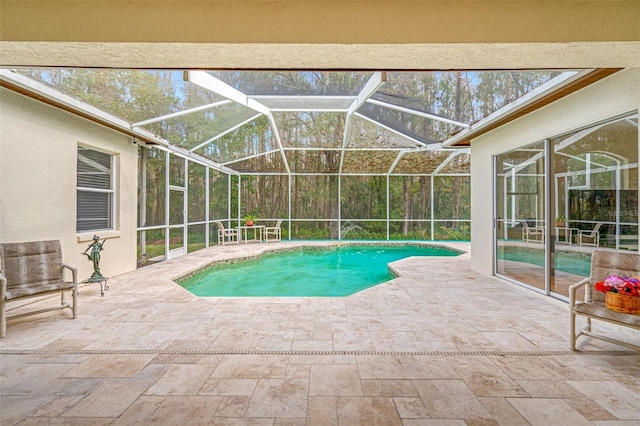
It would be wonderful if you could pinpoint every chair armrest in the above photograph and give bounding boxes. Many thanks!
[569,277,590,309]
[63,263,78,285]
[0,272,6,300]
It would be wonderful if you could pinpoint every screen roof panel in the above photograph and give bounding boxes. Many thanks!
[6,68,583,176]
[208,71,374,96]
[224,151,288,173]
[274,111,346,149]
[250,95,355,111]
[438,153,471,174]
[379,71,563,126]
[193,115,276,163]
[392,151,456,174]
[285,150,341,173]
[346,114,421,149]
[341,150,400,174]
[157,102,261,150]
[17,69,227,123]
[356,102,442,145]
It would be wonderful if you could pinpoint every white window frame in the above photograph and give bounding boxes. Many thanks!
[76,145,116,233]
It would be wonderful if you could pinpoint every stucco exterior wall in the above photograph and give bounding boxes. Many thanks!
[470,68,640,276]
[1,1,638,69]
[0,88,139,280]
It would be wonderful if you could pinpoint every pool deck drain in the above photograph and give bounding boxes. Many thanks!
[2,348,636,356]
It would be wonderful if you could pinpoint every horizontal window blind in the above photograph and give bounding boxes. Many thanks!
[77,147,113,232]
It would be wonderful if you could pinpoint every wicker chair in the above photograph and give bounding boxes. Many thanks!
[569,249,640,351]
[0,240,78,338]
[263,219,282,242]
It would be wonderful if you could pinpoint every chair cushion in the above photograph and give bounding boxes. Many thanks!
[574,301,640,328]
[5,280,76,299]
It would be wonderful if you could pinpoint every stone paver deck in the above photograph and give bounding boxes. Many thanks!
[1,241,639,425]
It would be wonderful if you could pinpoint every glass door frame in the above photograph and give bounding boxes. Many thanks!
[493,139,556,297]
[167,156,188,260]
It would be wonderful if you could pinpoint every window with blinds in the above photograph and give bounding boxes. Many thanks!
[77,146,114,232]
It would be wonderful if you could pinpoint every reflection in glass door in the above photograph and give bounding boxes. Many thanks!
[551,114,639,298]
[495,142,547,291]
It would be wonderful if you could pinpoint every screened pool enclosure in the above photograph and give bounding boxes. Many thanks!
[5,68,581,263]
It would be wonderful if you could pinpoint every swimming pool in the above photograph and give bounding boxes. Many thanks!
[178,244,460,297]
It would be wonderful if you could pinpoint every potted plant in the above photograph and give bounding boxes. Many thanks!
[242,214,257,226]
[594,275,640,314]
[555,216,566,227]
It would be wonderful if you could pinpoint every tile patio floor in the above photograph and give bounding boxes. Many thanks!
[1,242,639,425]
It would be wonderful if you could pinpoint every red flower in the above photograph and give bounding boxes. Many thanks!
[594,275,640,296]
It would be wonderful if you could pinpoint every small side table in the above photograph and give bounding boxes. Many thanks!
[82,276,109,297]
[236,225,265,243]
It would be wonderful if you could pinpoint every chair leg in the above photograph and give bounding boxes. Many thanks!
[1,276,6,337]
[569,312,576,350]
[0,300,6,338]
[72,288,78,319]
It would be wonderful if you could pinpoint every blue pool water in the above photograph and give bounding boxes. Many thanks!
[179,245,460,297]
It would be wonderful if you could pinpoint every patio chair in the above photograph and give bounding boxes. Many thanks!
[569,249,640,351]
[521,221,544,243]
[264,219,282,242]
[216,221,239,245]
[578,222,603,247]
[0,240,78,338]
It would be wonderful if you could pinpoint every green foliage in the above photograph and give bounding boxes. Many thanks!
[435,223,471,241]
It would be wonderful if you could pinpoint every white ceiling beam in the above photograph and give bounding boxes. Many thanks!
[153,143,239,175]
[222,149,281,166]
[131,100,232,127]
[250,95,355,112]
[348,72,386,115]
[267,108,350,112]
[387,150,408,175]
[340,72,386,173]
[433,151,461,175]
[266,114,291,174]
[187,71,271,115]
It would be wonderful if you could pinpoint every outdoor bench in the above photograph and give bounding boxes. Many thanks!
[569,249,640,351]
[0,240,78,338]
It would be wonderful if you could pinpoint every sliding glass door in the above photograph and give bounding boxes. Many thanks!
[551,114,639,297]
[495,113,638,299]
[495,142,546,291]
